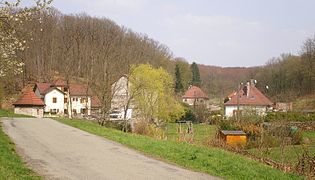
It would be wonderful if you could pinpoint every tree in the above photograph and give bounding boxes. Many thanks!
[174,64,183,94]
[129,64,184,127]
[190,62,201,87]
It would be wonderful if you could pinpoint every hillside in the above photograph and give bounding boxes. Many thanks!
[198,64,258,100]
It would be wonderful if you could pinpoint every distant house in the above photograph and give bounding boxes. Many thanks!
[33,79,99,116]
[13,90,45,118]
[182,86,209,107]
[110,75,133,120]
[224,80,273,117]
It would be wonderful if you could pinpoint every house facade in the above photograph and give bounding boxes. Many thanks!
[224,81,273,117]
[182,86,209,107]
[13,90,45,118]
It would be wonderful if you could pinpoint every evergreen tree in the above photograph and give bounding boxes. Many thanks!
[175,64,184,93]
[190,62,201,87]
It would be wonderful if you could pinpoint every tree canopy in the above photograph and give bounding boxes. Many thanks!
[190,62,201,87]
[129,64,184,126]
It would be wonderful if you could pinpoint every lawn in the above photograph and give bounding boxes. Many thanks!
[55,117,301,180]
[166,123,217,145]
[0,109,33,118]
[248,131,315,164]
[0,109,40,179]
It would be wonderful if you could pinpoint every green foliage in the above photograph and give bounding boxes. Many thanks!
[0,124,40,179]
[55,118,301,179]
[174,64,184,94]
[265,112,315,122]
[190,62,201,87]
[130,64,185,125]
[174,58,192,91]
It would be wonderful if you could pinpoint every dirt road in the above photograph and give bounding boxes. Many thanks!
[2,118,217,180]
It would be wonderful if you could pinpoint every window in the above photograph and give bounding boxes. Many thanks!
[80,98,86,103]
[53,97,57,103]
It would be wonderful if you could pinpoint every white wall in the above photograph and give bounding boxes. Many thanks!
[44,89,64,114]
[224,105,267,117]
[14,106,44,118]
[182,98,209,107]
[70,96,91,115]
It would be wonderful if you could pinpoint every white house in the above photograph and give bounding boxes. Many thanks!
[110,75,133,120]
[224,80,273,117]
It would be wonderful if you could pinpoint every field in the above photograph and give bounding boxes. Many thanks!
[55,117,301,179]
[248,131,315,164]
[166,123,217,145]
[0,109,40,179]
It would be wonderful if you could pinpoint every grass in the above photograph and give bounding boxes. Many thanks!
[248,131,315,164]
[166,123,217,145]
[0,111,40,179]
[0,109,33,118]
[55,117,301,180]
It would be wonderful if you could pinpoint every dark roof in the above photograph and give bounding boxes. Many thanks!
[224,85,272,106]
[13,90,45,106]
[220,130,246,136]
[182,86,209,99]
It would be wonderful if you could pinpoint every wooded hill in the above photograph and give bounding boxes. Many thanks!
[1,7,314,107]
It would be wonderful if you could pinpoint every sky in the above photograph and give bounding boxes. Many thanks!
[23,0,315,67]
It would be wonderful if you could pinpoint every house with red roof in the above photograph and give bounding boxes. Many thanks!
[13,90,45,118]
[33,79,100,116]
[182,86,209,107]
[224,80,273,117]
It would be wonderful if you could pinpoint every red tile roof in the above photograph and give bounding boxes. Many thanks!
[182,86,209,99]
[54,78,67,87]
[13,90,45,106]
[224,85,272,106]
[69,84,92,96]
[91,96,101,108]
[35,83,53,95]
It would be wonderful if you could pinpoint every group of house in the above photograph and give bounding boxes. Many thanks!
[13,79,101,118]
[180,79,274,117]
[13,76,275,119]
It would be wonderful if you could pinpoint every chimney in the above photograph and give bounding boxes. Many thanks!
[246,81,250,97]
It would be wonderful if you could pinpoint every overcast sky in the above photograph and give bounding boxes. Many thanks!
[24,0,315,67]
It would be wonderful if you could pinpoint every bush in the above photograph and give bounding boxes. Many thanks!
[265,112,315,122]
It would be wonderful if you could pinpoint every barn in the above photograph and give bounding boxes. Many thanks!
[13,90,45,118]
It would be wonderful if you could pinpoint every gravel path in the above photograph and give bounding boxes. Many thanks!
[2,118,218,180]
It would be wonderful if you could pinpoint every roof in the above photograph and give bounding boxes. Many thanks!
[224,85,272,106]
[91,96,101,108]
[69,84,92,96]
[182,86,209,99]
[35,83,53,95]
[54,78,67,87]
[220,130,246,136]
[13,90,45,106]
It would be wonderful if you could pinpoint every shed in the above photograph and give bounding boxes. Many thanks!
[13,90,45,118]
[220,130,247,146]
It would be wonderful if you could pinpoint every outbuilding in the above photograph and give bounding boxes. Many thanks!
[13,90,45,118]
[220,130,247,146]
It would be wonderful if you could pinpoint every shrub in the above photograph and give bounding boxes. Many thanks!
[265,112,315,122]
